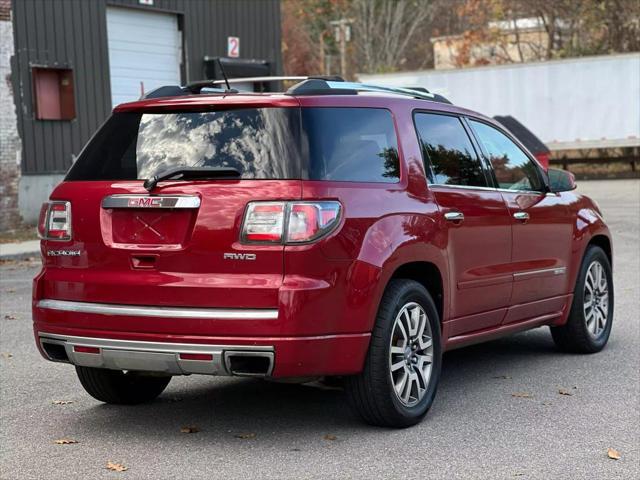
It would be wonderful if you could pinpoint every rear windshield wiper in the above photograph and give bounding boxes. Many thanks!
[143,166,241,192]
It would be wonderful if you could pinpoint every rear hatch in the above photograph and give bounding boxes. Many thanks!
[40,102,303,321]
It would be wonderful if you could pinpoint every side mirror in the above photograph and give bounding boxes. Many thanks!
[547,168,576,193]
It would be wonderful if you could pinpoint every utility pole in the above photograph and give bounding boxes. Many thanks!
[330,18,353,78]
[319,31,326,75]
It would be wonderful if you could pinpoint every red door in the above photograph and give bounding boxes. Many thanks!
[414,113,513,336]
[468,119,573,324]
[432,186,513,334]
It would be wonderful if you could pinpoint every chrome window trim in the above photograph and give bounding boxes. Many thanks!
[37,299,278,320]
[101,195,201,209]
[428,183,546,196]
[428,184,497,192]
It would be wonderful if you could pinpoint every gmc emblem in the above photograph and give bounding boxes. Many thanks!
[223,253,256,261]
[128,197,162,208]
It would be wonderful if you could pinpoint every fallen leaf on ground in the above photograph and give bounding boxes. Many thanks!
[512,392,533,399]
[180,426,199,434]
[54,438,78,445]
[52,400,73,405]
[234,432,256,440]
[493,375,512,379]
[323,434,337,441]
[541,401,552,406]
[607,448,621,460]
[558,389,573,396]
[1,353,13,359]
[5,289,16,293]
[3,315,16,320]
[106,462,128,472]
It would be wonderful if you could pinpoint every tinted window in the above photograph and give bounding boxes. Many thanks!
[66,109,302,181]
[414,113,486,187]
[302,108,400,183]
[470,120,542,191]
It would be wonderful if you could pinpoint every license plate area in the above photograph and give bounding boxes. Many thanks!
[100,195,199,249]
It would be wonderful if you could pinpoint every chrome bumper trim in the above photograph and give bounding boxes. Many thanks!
[38,332,274,376]
[37,299,279,320]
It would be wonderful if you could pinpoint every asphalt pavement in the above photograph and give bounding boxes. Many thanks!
[1,179,638,480]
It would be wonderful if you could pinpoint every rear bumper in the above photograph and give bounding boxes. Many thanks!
[35,326,370,378]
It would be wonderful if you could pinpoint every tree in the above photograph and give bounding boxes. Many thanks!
[352,0,435,73]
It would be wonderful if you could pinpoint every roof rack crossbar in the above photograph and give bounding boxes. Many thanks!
[185,75,345,94]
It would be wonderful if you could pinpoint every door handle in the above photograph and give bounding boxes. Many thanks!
[513,211,530,222]
[444,211,465,222]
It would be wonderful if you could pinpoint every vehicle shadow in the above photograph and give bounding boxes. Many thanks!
[67,327,570,440]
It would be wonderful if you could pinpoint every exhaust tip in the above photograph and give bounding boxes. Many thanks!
[41,341,70,362]
[224,351,274,377]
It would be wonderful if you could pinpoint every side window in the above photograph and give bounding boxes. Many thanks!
[470,120,543,191]
[414,113,487,187]
[302,108,400,183]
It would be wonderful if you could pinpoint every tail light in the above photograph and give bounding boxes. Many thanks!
[38,201,72,241]
[242,201,341,244]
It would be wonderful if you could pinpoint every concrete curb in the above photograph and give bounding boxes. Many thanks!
[0,240,40,261]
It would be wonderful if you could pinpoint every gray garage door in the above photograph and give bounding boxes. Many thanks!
[106,7,181,107]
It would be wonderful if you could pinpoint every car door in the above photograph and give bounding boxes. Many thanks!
[468,119,574,324]
[414,112,513,337]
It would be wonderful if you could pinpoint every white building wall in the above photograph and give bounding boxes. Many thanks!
[0,7,22,229]
[360,53,640,151]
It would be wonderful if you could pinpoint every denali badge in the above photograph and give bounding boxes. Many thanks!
[47,250,81,257]
[223,253,256,261]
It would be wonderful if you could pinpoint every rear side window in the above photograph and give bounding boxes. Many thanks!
[66,108,302,181]
[469,120,543,191]
[301,108,400,183]
[414,113,487,187]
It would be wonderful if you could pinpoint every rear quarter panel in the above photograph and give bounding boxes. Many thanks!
[290,98,450,335]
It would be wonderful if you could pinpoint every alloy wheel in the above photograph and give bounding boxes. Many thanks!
[583,260,609,337]
[389,302,434,407]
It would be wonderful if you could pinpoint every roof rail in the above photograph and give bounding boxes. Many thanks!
[286,79,453,104]
[141,76,452,104]
[142,76,345,98]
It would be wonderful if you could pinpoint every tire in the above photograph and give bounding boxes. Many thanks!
[550,245,614,353]
[75,366,171,405]
[345,279,442,428]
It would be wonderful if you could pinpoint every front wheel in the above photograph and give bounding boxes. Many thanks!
[551,245,614,353]
[345,279,442,428]
[76,366,171,404]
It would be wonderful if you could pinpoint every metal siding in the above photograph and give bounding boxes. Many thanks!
[12,0,282,175]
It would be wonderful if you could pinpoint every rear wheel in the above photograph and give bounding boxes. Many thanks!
[345,279,442,427]
[75,366,171,404]
[551,245,613,353]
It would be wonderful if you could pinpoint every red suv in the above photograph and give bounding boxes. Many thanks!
[33,78,613,427]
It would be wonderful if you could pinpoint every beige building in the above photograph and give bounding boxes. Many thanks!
[432,18,554,70]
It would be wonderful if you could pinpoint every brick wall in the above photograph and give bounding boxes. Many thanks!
[0,0,22,231]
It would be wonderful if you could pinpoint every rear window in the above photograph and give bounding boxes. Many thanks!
[66,107,400,183]
[66,109,303,181]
